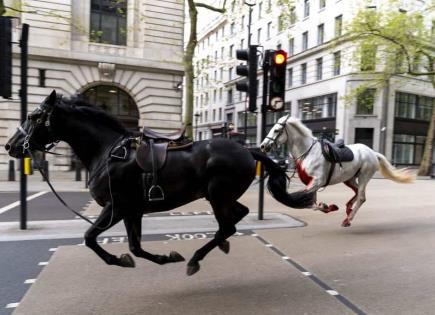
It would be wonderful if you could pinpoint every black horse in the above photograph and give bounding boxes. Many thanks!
[5,91,314,275]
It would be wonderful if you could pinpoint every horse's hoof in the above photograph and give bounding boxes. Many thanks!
[341,219,351,227]
[218,240,230,254]
[120,253,135,267]
[169,251,185,263]
[186,262,200,276]
[329,204,339,212]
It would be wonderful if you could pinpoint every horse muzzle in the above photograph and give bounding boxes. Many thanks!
[260,142,272,153]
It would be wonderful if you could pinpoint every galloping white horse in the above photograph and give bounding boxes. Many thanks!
[261,115,414,227]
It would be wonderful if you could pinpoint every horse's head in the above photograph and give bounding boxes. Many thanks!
[260,114,291,153]
[5,90,59,158]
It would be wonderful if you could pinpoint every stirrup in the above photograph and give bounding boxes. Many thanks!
[149,185,165,202]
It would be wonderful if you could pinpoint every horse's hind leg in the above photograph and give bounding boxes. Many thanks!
[342,171,373,227]
[123,215,185,265]
[84,204,133,267]
[344,177,359,216]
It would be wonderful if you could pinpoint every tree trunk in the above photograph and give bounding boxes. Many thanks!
[0,0,6,15]
[184,0,198,139]
[418,104,435,176]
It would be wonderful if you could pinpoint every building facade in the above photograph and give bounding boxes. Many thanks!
[193,0,435,166]
[0,0,184,170]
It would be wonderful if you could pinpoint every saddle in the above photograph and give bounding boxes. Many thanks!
[320,139,354,187]
[135,126,192,202]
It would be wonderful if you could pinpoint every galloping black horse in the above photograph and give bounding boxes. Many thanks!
[5,91,314,275]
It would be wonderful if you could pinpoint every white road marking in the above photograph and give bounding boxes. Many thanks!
[49,248,57,252]
[5,302,19,308]
[251,233,258,237]
[265,244,273,247]
[38,262,49,266]
[302,271,312,276]
[282,256,290,260]
[0,191,48,215]
[326,290,339,296]
[24,279,36,284]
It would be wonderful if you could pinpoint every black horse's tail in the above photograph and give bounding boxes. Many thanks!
[250,149,315,209]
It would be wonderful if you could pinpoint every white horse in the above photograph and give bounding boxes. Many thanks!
[261,115,414,227]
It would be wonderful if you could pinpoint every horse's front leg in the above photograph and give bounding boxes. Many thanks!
[305,178,339,213]
[123,215,185,265]
[84,203,134,267]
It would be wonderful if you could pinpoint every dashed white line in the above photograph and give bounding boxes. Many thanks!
[5,302,19,308]
[49,248,57,252]
[282,256,290,260]
[24,279,36,284]
[38,262,49,266]
[265,244,273,247]
[251,233,258,237]
[0,191,48,215]
[326,290,339,296]
[302,271,312,276]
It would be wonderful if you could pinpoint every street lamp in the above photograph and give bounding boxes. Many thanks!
[243,0,256,143]
[194,112,200,141]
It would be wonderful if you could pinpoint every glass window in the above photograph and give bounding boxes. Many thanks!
[267,22,272,39]
[288,68,293,87]
[395,92,433,121]
[335,15,343,37]
[90,0,127,46]
[299,93,337,120]
[319,0,326,9]
[393,133,425,165]
[317,24,324,45]
[356,89,376,115]
[301,63,307,84]
[304,0,310,17]
[333,51,341,75]
[302,31,309,50]
[316,57,323,80]
[288,38,294,55]
[290,7,296,25]
[361,44,377,71]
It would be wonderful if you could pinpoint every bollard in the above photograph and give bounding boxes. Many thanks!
[42,160,49,181]
[8,160,15,181]
[75,160,82,181]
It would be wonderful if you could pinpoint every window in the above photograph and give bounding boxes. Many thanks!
[278,14,285,32]
[257,28,262,43]
[229,44,234,58]
[221,26,225,37]
[213,89,217,102]
[38,69,46,87]
[214,50,218,61]
[356,89,376,115]
[333,51,341,75]
[267,22,272,39]
[301,63,307,84]
[304,0,310,17]
[227,88,233,105]
[335,15,343,37]
[317,24,324,45]
[302,31,309,50]
[395,92,433,121]
[229,67,233,80]
[258,2,262,19]
[205,111,208,122]
[90,0,127,45]
[360,44,376,71]
[221,47,225,59]
[241,16,245,30]
[316,57,323,80]
[231,22,235,35]
[220,68,224,80]
[299,93,337,120]
[219,108,222,121]
[319,0,326,9]
[240,38,245,49]
[288,68,293,87]
[393,134,426,165]
[213,109,216,121]
[290,7,296,25]
[288,38,294,55]
[219,88,223,101]
[216,31,219,41]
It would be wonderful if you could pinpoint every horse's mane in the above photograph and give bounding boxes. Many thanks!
[287,117,313,138]
[59,96,128,134]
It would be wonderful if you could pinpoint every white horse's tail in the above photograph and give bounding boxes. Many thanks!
[375,153,415,183]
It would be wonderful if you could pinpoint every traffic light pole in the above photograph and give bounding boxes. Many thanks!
[258,50,271,221]
[19,24,29,230]
[244,1,254,143]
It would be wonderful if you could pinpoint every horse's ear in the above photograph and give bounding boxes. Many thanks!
[47,90,57,106]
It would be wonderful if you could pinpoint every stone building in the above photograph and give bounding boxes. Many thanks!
[0,0,184,170]
[194,0,435,166]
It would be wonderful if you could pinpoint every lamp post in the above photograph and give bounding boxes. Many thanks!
[243,0,256,144]
[194,112,200,141]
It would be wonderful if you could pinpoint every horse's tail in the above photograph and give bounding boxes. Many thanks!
[375,153,414,183]
[250,149,315,209]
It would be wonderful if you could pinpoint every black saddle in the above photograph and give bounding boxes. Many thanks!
[135,126,192,202]
[320,139,354,187]
[321,139,354,167]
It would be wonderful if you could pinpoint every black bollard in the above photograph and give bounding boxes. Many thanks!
[75,160,82,181]
[42,160,49,181]
[8,160,15,181]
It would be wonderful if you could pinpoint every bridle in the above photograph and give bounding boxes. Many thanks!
[264,113,291,150]
[17,103,60,155]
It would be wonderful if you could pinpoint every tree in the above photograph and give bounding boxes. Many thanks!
[184,0,227,138]
[346,0,435,175]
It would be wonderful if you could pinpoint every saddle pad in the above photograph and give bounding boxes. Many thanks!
[136,142,168,173]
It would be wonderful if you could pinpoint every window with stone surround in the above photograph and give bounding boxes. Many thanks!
[90,0,127,46]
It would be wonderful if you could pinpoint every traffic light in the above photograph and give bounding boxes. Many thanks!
[0,17,12,99]
[267,50,287,111]
[236,45,258,112]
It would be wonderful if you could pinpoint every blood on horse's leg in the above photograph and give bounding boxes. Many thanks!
[343,179,359,225]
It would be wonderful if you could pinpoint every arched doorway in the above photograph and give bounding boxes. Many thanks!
[82,85,139,130]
